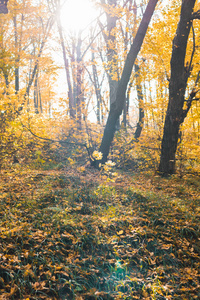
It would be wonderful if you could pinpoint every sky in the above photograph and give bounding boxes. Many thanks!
[60,0,99,33]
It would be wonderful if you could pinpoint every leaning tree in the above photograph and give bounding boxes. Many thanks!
[94,0,159,166]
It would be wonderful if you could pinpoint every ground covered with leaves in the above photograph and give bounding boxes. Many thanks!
[0,166,200,299]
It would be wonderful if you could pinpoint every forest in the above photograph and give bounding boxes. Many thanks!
[0,0,200,299]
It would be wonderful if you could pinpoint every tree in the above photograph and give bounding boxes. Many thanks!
[90,39,104,124]
[0,0,55,112]
[95,0,159,165]
[98,0,139,127]
[98,0,119,110]
[134,63,144,140]
[48,0,75,119]
[0,0,8,14]
[159,0,200,175]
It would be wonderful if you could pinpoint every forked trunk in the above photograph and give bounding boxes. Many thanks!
[159,0,196,175]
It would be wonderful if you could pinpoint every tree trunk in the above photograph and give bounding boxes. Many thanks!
[76,33,83,129]
[122,0,137,128]
[13,16,19,94]
[0,0,8,14]
[134,64,144,140]
[99,0,119,127]
[91,49,102,124]
[105,0,119,108]
[159,0,197,175]
[34,70,39,114]
[99,0,159,164]
[56,7,75,118]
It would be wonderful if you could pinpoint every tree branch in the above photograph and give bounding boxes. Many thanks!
[20,121,87,148]
[191,9,200,20]
[182,70,200,120]
[17,15,55,113]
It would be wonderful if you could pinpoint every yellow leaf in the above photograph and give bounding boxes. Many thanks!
[117,230,124,235]
[10,285,17,296]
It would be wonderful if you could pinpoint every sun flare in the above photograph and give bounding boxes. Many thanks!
[60,0,98,32]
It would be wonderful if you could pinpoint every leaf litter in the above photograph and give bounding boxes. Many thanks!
[0,167,200,299]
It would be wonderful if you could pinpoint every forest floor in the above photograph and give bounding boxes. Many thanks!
[0,165,200,299]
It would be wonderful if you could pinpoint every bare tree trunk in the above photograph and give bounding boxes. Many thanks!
[34,70,39,114]
[56,5,75,118]
[97,0,159,165]
[0,0,8,14]
[122,78,133,127]
[13,15,19,94]
[71,41,77,116]
[91,49,102,124]
[48,90,51,118]
[76,33,83,129]
[33,69,43,114]
[38,80,42,114]
[134,64,144,140]
[0,23,10,89]
[159,0,198,175]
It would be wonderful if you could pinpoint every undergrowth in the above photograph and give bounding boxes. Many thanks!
[0,166,199,299]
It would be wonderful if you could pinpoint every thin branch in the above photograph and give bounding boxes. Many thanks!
[123,0,131,9]
[182,70,200,120]
[17,15,55,113]
[81,22,107,60]
[191,9,200,20]
[20,121,87,148]
[189,22,195,72]
[195,70,200,86]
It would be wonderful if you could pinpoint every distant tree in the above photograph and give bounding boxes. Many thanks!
[134,63,144,140]
[90,39,104,124]
[48,0,75,119]
[159,0,200,175]
[0,0,8,14]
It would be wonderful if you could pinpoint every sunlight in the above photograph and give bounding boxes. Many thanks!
[60,0,98,32]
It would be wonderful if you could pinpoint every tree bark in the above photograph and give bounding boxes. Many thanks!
[98,0,119,129]
[134,64,144,140]
[104,0,119,108]
[159,0,197,175]
[98,0,159,164]
[34,70,39,114]
[13,16,19,94]
[76,33,83,129]
[91,49,102,124]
